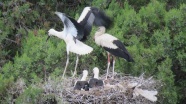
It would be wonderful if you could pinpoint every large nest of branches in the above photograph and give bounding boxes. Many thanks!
[54,73,162,104]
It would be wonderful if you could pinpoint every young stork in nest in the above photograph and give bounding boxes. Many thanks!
[94,26,134,79]
[74,70,89,91]
[47,7,112,78]
[89,67,104,88]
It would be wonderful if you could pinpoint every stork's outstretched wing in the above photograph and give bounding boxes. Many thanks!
[55,12,84,40]
[55,7,112,41]
[78,7,112,41]
[91,7,112,28]
[78,7,95,40]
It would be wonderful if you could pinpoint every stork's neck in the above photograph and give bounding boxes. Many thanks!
[94,31,102,37]
[81,74,87,81]
[52,30,65,39]
[94,29,105,38]
[94,73,99,79]
[94,32,103,46]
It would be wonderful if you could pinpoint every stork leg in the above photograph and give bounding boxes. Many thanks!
[111,56,115,79]
[72,54,79,77]
[62,53,69,78]
[106,53,110,79]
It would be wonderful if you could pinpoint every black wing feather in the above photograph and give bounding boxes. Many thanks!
[79,11,95,41]
[67,16,84,40]
[103,40,134,62]
[89,78,104,88]
[91,7,112,28]
[74,81,89,91]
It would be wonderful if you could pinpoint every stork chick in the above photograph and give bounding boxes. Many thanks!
[89,67,104,88]
[74,70,89,91]
[94,26,134,79]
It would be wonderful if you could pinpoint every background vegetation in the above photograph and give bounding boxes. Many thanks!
[0,0,186,103]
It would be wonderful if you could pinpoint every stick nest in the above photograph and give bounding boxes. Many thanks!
[58,73,161,104]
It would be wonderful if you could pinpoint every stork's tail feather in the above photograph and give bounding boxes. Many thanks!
[69,40,93,55]
[128,58,134,62]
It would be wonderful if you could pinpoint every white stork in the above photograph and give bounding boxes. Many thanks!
[89,67,104,88]
[74,70,89,91]
[48,29,93,77]
[94,26,134,79]
[47,7,112,77]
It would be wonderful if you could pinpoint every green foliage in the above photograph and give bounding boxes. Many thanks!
[158,0,186,9]
[156,58,177,104]
[139,1,166,32]
[174,32,186,70]
[0,1,40,67]
[121,6,146,36]
[1,30,65,83]
[0,75,14,103]
[128,0,150,10]
[15,86,43,104]
[164,8,183,35]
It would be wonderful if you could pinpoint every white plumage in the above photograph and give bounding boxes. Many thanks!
[93,67,100,79]
[127,81,158,102]
[48,29,93,55]
[133,88,158,102]
[95,33,118,49]
[55,12,78,38]
[77,7,91,23]
[68,40,93,55]
[48,29,93,78]
[80,70,88,81]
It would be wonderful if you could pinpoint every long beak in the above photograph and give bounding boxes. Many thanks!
[46,36,50,42]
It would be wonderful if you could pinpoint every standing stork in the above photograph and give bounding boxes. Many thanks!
[47,29,93,77]
[47,7,112,78]
[94,26,134,79]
